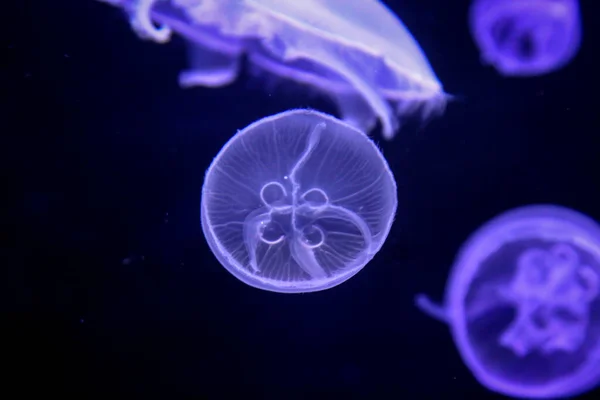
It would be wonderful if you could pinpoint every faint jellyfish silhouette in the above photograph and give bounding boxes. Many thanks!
[469,0,582,76]
[416,205,600,398]
[201,109,397,293]
[97,0,446,139]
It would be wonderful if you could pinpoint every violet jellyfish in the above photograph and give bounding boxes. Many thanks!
[201,109,396,293]
[97,0,446,139]
[469,0,582,76]
[416,205,600,398]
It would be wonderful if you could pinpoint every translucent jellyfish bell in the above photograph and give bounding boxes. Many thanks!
[98,0,446,139]
[201,109,397,293]
[416,205,600,398]
[469,0,582,76]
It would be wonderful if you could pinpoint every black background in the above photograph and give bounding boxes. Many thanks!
[5,0,600,398]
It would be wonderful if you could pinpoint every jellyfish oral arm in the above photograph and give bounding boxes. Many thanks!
[289,122,325,192]
[290,237,328,279]
[415,294,450,323]
[130,0,172,42]
[99,0,173,43]
[243,210,270,272]
[179,44,241,88]
[498,243,600,357]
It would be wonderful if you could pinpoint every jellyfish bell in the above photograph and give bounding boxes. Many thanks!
[416,205,600,398]
[201,109,397,293]
[97,0,446,139]
[469,0,582,76]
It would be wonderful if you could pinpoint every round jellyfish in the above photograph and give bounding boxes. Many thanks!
[416,205,600,398]
[97,0,446,140]
[469,0,582,76]
[201,109,397,293]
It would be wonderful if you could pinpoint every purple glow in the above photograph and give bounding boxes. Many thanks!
[97,0,446,139]
[201,109,397,293]
[469,0,582,76]
[416,205,600,398]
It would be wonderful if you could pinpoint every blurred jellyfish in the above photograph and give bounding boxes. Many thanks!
[469,0,582,76]
[97,0,446,139]
[416,205,600,398]
[201,109,397,293]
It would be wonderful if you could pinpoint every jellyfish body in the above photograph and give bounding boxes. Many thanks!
[201,109,397,293]
[416,205,600,398]
[469,0,582,76]
[98,0,446,139]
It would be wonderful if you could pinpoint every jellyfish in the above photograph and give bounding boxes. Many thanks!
[201,109,397,293]
[97,0,446,139]
[469,0,582,76]
[416,205,600,398]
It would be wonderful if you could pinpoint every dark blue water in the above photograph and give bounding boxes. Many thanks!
[5,0,600,397]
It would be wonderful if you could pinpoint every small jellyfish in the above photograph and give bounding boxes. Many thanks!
[201,109,397,293]
[416,205,600,398]
[97,0,446,139]
[469,0,582,76]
